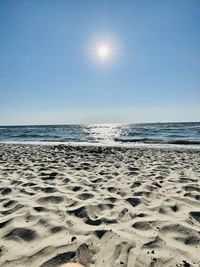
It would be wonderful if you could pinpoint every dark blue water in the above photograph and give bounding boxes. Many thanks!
[0,122,200,148]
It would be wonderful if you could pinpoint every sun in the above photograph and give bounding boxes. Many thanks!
[89,36,119,64]
[97,45,109,59]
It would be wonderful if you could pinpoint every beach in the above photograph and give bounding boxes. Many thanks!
[0,143,200,267]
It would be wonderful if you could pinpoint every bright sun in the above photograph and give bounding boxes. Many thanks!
[97,45,109,59]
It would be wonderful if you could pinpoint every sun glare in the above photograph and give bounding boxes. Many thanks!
[89,38,118,64]
[97,45,109,59]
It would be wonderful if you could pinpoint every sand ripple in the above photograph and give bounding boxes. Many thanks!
[0,144,200,266]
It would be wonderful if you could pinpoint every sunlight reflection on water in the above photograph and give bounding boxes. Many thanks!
[86,124,130,144]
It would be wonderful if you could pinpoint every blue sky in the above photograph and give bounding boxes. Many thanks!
[0,0,200,124]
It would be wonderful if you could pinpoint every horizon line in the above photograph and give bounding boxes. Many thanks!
[0,120,200,127]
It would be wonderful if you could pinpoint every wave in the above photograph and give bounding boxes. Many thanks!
[166,140,200,145]
[114,138,200,145]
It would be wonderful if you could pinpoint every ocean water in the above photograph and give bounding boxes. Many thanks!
[0,122,200,149]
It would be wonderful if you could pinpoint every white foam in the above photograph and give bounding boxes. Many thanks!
[1,140,200,151]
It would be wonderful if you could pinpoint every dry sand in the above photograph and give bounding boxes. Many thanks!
[0,144,200,267]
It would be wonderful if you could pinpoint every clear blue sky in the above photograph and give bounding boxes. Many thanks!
[0,0,200,124]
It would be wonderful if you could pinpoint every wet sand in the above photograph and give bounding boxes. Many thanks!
[0,144,200,267]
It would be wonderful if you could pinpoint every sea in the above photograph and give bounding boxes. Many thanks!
[0,122,200,149]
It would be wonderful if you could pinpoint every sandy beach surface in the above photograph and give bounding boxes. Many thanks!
[0,144,200,267]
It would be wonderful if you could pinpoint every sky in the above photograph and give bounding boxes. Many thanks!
[0,0,200,125]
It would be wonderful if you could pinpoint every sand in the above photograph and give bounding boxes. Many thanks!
[0,143,200,267]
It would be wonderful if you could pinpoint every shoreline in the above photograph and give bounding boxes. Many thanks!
[1,141,200,151]
[0,144,200,266]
